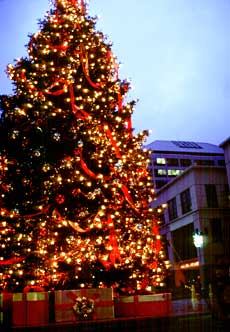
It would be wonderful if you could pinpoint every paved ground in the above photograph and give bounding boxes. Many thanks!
[6,313,229,332]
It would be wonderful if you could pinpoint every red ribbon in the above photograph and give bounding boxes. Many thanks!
[23,285,45,293]
[0,256,25,265]
[127,116,133,137]
[103,123,122,159]
[55,289,113,311]
[107,214,121,265]
[152,223,159,236]
[120,184,139,214]
[78,149,99,179]
[69,84,91,120]
[80,44,104,89]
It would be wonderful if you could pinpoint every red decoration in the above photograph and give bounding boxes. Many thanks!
[68,220,90,233]
[55,288,114,322]
[152,223,159,235]
[107,214,121,265]
[44,79,67,96]
[114,293,172,318]
[0,256,25,265]
[78,148,99,179]
[80,44,105,89]
[69,84,91,120]
[103,123,122,158]
[120,184,139,214]
[55,194,65,204]
[23,285,45,293]
[127,116,133,137]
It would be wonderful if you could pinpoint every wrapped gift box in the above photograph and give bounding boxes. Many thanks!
[114,293,172,317]
[12,293,26,326]
[12,292,49,326]
[0,292,13,328]
[55,288,114,322]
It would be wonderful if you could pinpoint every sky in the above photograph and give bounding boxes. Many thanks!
[0,0,229,145]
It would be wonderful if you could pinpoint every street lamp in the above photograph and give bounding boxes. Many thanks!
[193,230,204,248]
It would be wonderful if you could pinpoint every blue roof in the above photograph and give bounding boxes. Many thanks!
[145,140,224,154]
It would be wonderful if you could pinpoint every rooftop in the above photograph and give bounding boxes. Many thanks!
[145,140,224,154]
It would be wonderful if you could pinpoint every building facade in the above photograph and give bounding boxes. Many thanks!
[220,137,230,189]
[146,140,225,191]
[147,140,230,297]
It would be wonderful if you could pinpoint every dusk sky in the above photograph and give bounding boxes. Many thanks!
[0,0,229,145]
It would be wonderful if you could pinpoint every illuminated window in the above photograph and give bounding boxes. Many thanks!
[156,158,166,165]
[168,169,181,177]
[155,169,167,177]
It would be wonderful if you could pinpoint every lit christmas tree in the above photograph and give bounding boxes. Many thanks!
[0,0,166,293]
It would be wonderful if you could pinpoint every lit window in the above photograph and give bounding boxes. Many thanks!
[156,158,166,165]
[157,169,167,176]
[168,169,181,177]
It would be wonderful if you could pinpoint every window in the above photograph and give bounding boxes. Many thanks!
[167,158,179,166]
[180,159,191,167]
[211,218,222,242]
[205,184,218,208]
[180,188,192,214]
[155,180,168,189]
[156,158,166,165]
[154,169,167,177]
[167,197,178,221]
[168,169,181,177]
[171,223,197,261]
[218,159,225,167]
[194,160,214,166]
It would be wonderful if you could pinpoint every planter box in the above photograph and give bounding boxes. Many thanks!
[55,288,114,322]
[114,293,172,317]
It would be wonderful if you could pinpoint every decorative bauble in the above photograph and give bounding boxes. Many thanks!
[42,163,51,172]
[10,130,19,139]
[40,228,47,236]
[114,161,123,171]
[78,140,83,147]
[56,194,65,204]
[94,188,101,195]
[52,132,61,142]
[79,210,88,217]
[32,150,41,157]
[136,223,143,231]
